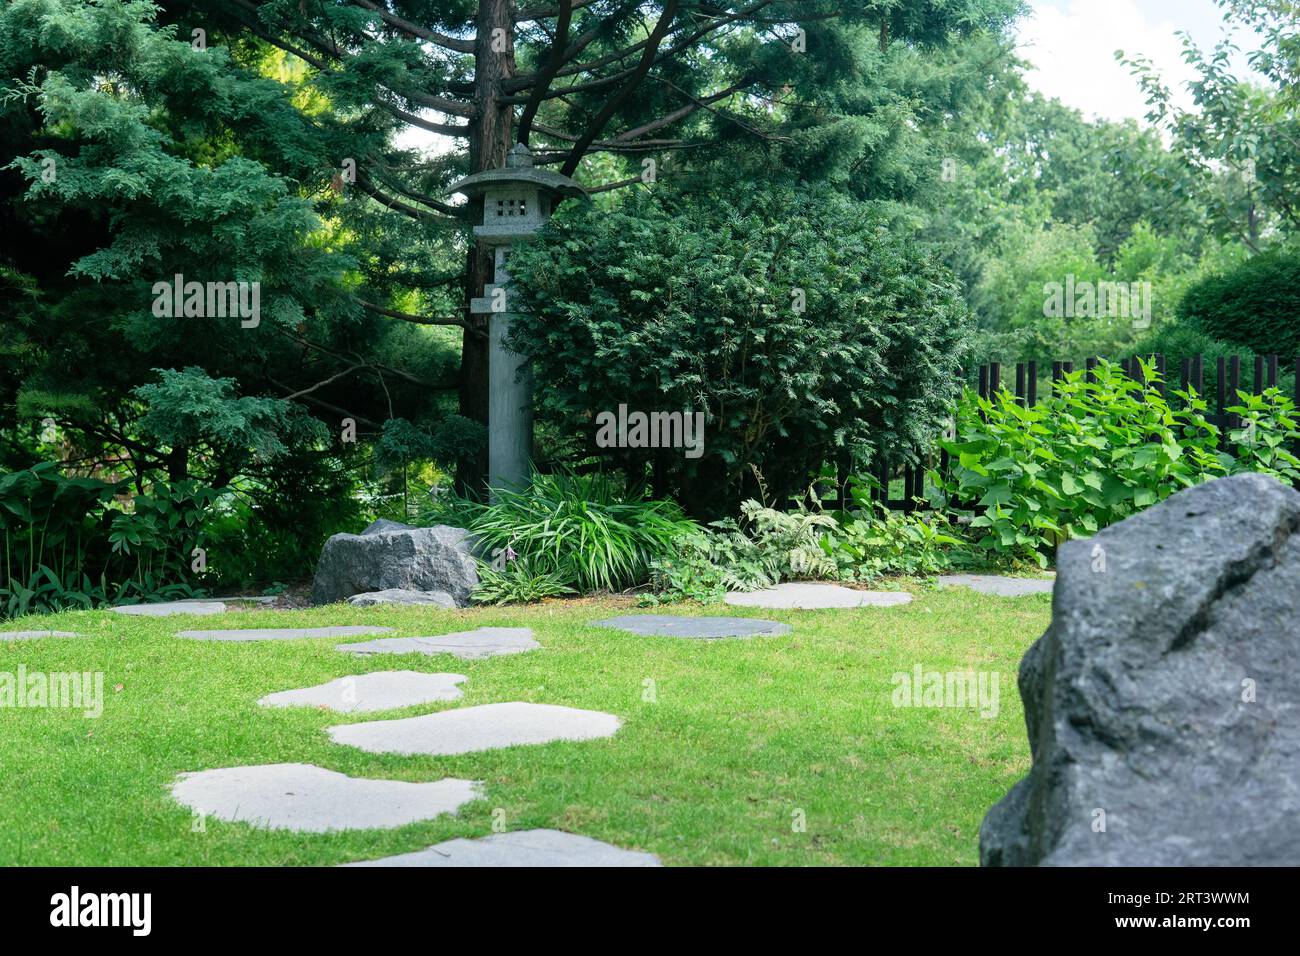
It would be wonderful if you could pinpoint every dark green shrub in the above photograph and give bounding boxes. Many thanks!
[0,463,217,617]
[203,450,365,591]
[1180,246,1300,358]
[507,184,971,518]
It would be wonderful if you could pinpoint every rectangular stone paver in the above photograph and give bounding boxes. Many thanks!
[337,627,537,660]
[724,583,911,609]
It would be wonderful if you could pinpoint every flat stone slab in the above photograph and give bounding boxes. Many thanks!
[327,701,621,756]
[938,574,1055,597]
[171,763,480,833]
[258,671,466,712]
[177,625,395,642]
[347,589,456,608]
[724,583,912,609]
[593,615,791,639]
[337,627,538,660]
[113,600,227,616]
[343,828,661,867]
[0,630,82,640]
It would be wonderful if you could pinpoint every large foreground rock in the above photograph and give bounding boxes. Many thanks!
[980,473,1300,866]
[312,524,477,607]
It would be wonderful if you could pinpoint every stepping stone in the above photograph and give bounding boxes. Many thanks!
[347,589,456,608]
[327,702,620,756]
[258,671,466,712]
[177,625,394,642]
[170,763,480,833]
[593,615,790,639]
[1,630,82,640]
[342,828,662,867]
[337,627,538,660]
[724,582,912,609]
[937,574,1055,597]
[113,600,227,616]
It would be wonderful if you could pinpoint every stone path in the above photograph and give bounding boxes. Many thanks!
[258,671,467,713]
[1,630,82,640]
[337,627,538,659]
[594,614,790,639]
[170,763,480,833]
[347,589,456,607]
[327,701,621,757]
[164,620,651,861]
[177,625,394,642]
[938,574,1054,597]
[725,582,912,609]
[341,828,661,867]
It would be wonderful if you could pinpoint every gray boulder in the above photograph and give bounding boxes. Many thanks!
[980,473,1300,867]
[312,525,478,607]
[362,518,415,535]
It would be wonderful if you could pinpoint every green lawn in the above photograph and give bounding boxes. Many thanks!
[0,587,1048,866]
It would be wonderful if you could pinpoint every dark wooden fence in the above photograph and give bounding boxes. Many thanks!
[797,353,1300,513]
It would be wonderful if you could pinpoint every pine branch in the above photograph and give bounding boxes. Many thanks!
[515,0,603,21]
[349,0,476,54]
[522,0,773,86]
[353,175,459,222]
[560,0,681,176]
[358,299,467,328]
[516,0,574,144]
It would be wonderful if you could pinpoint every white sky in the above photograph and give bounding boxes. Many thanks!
[1016,0,1265,123]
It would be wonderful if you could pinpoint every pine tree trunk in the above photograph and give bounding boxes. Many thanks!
[457,0,516,495]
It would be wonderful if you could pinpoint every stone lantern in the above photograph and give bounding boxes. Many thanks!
[449,143,588,492]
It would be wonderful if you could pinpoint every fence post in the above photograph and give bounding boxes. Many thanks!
[1193,354,1204,398]
[1268,354,1279,390]
[1015,362,1026,407]
[1229,356,1242,430]
[1027,360,1038,406]
[1294,357,1300,486]
[1085,356,1098,384]
[1216,357,1227,430]
[1254,354,1265,396]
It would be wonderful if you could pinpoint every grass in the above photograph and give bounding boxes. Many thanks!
[0,586,1050,866]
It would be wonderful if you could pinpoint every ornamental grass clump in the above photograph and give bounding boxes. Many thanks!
[464,470,699,595]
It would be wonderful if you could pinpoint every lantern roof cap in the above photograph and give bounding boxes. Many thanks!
[448,144,588,201]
